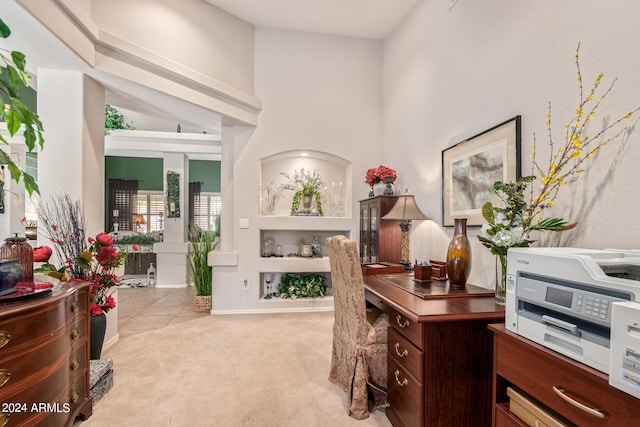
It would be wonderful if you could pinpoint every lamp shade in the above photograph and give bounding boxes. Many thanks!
[134,214,146,225]
[382,194,428,221]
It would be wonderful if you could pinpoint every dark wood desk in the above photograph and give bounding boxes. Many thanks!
[364,273,505,427]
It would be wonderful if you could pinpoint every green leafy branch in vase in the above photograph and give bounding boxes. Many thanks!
[0,18,44,195]
[281,168,324,216]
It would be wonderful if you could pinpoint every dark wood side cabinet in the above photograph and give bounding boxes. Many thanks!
[0,282,92,426]
[124,252,156,275]
[359,196,401,263]
[490,323,640,426]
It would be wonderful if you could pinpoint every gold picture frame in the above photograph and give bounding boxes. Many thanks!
[442,116,521,226]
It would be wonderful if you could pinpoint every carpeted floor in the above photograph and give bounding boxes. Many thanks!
[75,305,391,426]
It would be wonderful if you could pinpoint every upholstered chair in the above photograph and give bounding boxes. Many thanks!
[326,235,389,420]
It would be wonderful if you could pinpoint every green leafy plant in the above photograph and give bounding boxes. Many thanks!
[276,272,327,299]
[166,171,180,218]
[104,104,134,135]
[280,168,324,215]
[188,227,219,296]
[114,234,160,245]
[0,18,44,196]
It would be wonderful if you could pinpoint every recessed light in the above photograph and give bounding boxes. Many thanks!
[300,152,309,157]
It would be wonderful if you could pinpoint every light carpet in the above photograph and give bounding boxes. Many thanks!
[75,312,391,427]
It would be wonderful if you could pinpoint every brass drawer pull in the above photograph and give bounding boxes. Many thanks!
[394,370,408,387]
[0,369,10,387]
[0,331,10,349]
[70,328,80,340]
[70,358,80,371]
[71,301,80,313]
[552,386,605,418]
[394,343,408,358]
[396,315,409,328]
[0,413,9,427]
[71,390,79,403]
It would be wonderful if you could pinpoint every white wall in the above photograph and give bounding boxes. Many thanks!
[211,28,384,311]
[383,0,640,288]
[91,0,255,95]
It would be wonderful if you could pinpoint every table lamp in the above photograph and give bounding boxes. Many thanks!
[381,189,429,270]
[134,214,146,233]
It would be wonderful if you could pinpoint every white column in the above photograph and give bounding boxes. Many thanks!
[36,69,105,238]
[153,152,190,287]
[35,69,119,348]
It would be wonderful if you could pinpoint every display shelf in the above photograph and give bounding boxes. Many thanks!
[258,215,352,231]
[257,256,330,273]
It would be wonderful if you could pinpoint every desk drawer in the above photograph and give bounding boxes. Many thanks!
[388,327,423,380]
[388,307,423,349]
[497,333,637,426]
[387,356,423,427]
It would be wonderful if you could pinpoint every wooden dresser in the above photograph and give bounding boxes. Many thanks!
[0,282,92,427]
[364,274,505,426]
[490,323,640,426]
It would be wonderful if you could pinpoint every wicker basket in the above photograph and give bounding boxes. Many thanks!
[194,295,212,312]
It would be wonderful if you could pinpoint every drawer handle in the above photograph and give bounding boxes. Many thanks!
[396,315,409,328]
[552,386,605,419]
[0,331,10,349]
[394,370,408,387]
[71,390,79,403]
[70,358,80,371]
[394,343,408,358]
[71,301,80,313]
[71,328,80,340]
[0,369,10,387]
[0,413,9,427]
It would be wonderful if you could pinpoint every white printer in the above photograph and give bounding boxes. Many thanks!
[505,247,640,398]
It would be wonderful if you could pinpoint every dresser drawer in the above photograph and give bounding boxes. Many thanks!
[0,331,70,397]
[387,356,423,427]
[388,326,423,380]
[388,307,423,349]
[0,358,70,426]
[497,333,637,426]
[0,303,68,356]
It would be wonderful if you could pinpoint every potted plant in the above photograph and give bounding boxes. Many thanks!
[0,17,44,196]
[189,226,219,311]
[104,104,134,135]
[280,168,324,216]
[276,272,328,299]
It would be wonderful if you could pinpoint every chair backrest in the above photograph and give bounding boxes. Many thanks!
[326,235,369,344]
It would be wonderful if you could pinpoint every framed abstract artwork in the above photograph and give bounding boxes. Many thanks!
[442,116,521,226]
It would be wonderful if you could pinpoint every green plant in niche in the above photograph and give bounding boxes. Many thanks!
[104,104,134,135]
[276,272,327,299]
[189,226,219,296]
[114,234,160,245]
[280,168,324,216]
[166,171,180,218]
[0,18,44,196]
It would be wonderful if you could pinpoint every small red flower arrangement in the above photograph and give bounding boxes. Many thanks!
[75,232,129,316]
[365,165,397,187]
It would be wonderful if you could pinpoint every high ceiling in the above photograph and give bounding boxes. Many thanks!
[4,0,420,136]
[203,0,420,39]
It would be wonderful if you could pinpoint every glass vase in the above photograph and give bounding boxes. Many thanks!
[0,235,33,283]
[446,218,471,289]
[495,254,507,304]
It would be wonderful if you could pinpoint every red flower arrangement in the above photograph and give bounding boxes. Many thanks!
[33,246,53,263]
[365,165,397,187]
[75,232,129,316]
[36,232,133,316]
